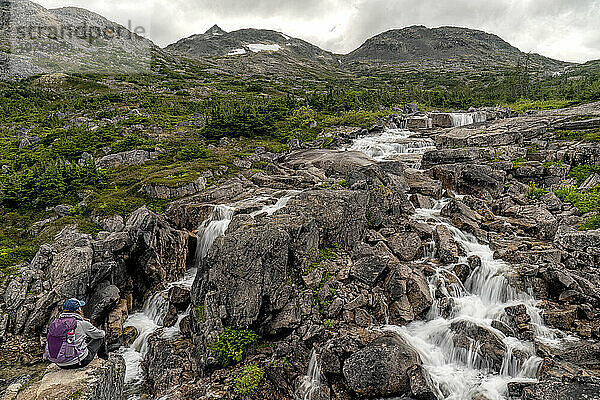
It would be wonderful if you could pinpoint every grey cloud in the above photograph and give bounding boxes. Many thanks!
[37,0,600,62]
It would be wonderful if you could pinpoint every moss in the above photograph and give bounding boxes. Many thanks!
[67,390,84,399]
[193,305,205,323]
[569,165,600,185]
[512,158,527,168]
[303,246,338,275]
[580,215,600,231]
[366,210,374,227]
[542,160,564,168]
[233,364,265,397]
[526,182,549,199]
[210,328,260,367]
[555,186,600,216]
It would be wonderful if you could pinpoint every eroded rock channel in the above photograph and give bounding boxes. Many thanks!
[2,104,600,400]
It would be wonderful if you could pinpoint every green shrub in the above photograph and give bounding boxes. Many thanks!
[553,129,600,142]
[111,134,155,153]
[0,160,105,209]
[0,245,37,275]
[526,182,549,199]
[580,215,600,231]
[569,165,600,185]
[233,364,265,397]
[555,186,600,214]
[176,143,209,161]
[210,328,259,367]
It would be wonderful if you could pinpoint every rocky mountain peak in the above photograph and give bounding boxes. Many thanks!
[204,24,227,36]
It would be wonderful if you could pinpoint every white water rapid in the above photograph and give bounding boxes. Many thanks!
[350,128,435,167]
[117,191,300,399]
[384,201,556,400]
[118,205,235,399]
[450,112,487,127]
[350,128,565,400]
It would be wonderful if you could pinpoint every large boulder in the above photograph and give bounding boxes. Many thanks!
[440,199,484,237]
[143,177,207,200]
[388,231,423,261]
[386,264,433,323]
[456,164,506,199]
[522,380,600,400]
[125,207,191,297]
[143,335,200,397]
[404,169,443,199]
[434,225,461,264]
[96,149,158,169]
[555,228,600,252]
[435,126,522,149]
[450,320,506,372]
[16,355,125,400]
[504,205,558,240]
[83,282,120,325]
[342,335,422,398]
[287,190,368,249]
[191,212,319,345]
[283,149,376,177]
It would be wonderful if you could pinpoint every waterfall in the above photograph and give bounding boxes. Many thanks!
[250,191,300,217]
[346,128,563,400]
[384,202,555,400]
[350,128,435,163]
[450,112,487,127]
[295,350,322,400]
[195,205,235,261]
[118,204,235,399]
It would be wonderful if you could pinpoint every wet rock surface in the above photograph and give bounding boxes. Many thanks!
[3,103,600,400]
[342,335,421,397]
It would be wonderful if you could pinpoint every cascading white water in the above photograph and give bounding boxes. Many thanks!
[250,191,300,217]
[296,350,323,400]
[118,204,235,399]
[384,202,555,400]
[346,130,563,400]
[450,113,487,127]
[195,205,235,260]
[117,192,301,399]
[350,128,435,164]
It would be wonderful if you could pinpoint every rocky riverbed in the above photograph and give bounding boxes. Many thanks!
[2,103,600,400]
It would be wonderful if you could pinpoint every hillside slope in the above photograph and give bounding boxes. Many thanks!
[0,0,156,77]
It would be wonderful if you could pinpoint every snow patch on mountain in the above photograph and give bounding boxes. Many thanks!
[227,48,247,56]
[247,43,281,53]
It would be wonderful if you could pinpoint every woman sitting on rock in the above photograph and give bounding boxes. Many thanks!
[44,298,107,369]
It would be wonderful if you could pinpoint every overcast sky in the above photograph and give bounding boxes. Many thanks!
[36,0,600,63]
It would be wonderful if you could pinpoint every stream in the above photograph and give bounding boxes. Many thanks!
[121,124,567,400]
[118,195,299,399]
[345,127,570,399]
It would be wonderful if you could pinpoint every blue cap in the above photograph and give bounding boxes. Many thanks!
[63,298,86,312]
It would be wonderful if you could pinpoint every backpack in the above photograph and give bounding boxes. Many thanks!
[44,317,81,364]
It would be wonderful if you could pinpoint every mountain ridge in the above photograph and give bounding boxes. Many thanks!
[342,25,570,71]
[165,23,573,74]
